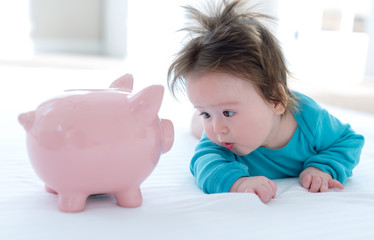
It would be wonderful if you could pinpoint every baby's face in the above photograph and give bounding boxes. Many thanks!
[186,72,283,155]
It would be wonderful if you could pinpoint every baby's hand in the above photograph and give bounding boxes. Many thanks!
[299,167,344,192]
[229,176,277,203]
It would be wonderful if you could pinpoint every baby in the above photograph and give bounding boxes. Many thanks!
[167,0,365,203]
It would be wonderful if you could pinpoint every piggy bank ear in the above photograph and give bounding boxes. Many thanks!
[129,85,164,125]
[110,74,133,92]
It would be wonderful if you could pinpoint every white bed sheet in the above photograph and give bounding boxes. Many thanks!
[1,65,374,240]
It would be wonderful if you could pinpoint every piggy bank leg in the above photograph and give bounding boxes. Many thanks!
[114,188,143,208]
[45,185,58,194]
[57,193,88,213]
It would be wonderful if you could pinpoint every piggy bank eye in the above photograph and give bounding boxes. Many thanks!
[199,112,211,119]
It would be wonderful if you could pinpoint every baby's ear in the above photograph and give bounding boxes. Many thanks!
[273,101,286,115]
[273,83,287,115]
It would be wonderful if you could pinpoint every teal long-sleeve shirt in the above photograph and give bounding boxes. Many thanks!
[190,92,365,194]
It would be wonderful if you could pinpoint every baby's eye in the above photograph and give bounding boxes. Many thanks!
[223,111,235,118]
[199,112,211,119]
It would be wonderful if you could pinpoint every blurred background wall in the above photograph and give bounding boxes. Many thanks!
[29,0,127,57]
[0,0,373,112]
[0,0,372,77]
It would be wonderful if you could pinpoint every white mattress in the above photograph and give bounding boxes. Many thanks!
[1,64,374,240]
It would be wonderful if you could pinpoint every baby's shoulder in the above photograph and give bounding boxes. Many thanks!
[292,92,328,138]
[293,91,326,118]
[293,92,321,112]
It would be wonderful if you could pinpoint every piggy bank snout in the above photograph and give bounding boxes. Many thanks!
[160,119,174,154]
[18,111,35,131]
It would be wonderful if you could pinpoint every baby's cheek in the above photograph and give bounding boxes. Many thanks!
[239,121,270,144]
[204,127,218,143]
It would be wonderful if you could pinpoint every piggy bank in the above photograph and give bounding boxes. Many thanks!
[18,74,174,212]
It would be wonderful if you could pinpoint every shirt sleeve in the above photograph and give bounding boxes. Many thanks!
[190,133,250,193]
[303,107,365,184]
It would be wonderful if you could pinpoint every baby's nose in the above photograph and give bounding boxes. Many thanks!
[213,119,229,135]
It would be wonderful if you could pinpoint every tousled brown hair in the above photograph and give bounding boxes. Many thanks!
[167,0,298,112]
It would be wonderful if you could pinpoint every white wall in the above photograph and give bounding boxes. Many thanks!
[0,1,33,58]
[125,0,278,80]
[31,0,102,55]
[30,0,127,57]
[102,0,127,57]
[277,0,371,84]
[365,1,374,77]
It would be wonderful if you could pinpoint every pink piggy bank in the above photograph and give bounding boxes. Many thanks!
[18,74,174,212]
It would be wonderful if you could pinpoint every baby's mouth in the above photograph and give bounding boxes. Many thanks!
[223,143,235,150]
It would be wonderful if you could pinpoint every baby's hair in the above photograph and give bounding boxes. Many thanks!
[167,0,298,112]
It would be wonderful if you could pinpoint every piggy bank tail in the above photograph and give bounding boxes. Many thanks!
[160,119,174,154]
[18,111,35,131]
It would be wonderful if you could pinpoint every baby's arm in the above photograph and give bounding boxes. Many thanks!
[191,134,251,194]
[229,176,277,203]
[299,167,344,192]
[302,107,364,185]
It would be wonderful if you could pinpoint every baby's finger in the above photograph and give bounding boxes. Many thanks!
[268,180,277,198]
[309,175,322,192]
[255,185,273,203]
[320,178,329,192]
[301,174,312,189]
[328,179,344,190]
